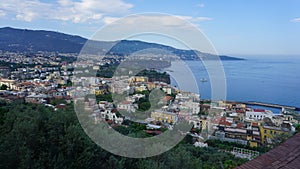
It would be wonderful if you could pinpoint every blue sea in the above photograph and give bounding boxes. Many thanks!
[165,55,300,113]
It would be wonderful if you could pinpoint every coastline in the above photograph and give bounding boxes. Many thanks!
[202,99,300,113]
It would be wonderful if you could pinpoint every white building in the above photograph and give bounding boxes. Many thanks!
[179,101,200,115]
[245,109,274,121]
[117,101,137,112]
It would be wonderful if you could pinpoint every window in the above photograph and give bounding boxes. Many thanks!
[270,131,273,134]
[264,130,266,134]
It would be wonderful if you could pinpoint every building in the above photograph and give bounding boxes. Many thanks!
[134,85,147,92]
[151,110,177,124]
[236,132,300,169]
[179,101,200,115]
[99,109,123,124]
[95,89,106,95]
[130,76,148,83]
[146,82,157,90]
[259,125,289,145]
[117,101,137,112]
[162,86,172,95]
[25,93,48,104]
[0,78,18,90]
[245,109,274,121]
[189,117,209,131]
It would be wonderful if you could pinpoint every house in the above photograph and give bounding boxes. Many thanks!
[245,109,274,121]
[179,101,200,115]
[130,76,148,83]
[25,93,48,104]
[134,85,147,92]
[117,101,137,112]
[259,125,289,145]
[99,109,123,124]
[146,124,161,130]
[151,110,177,124]
[95,89,106,95]
[162,86,172,95]
[147,82,156,90]
[189,117,209,131]
[0,78,18,90]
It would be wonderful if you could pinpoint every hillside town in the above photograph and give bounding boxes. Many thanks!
[1,51,300,152]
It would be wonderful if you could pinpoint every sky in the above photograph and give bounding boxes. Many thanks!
[0,0,300,56]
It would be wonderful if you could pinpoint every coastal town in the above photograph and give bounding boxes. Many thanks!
[1,51,300,159]
[1,0,300,167]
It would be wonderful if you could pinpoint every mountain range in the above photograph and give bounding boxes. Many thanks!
[0,27,243,60]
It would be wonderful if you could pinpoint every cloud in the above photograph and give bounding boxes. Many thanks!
[0,10,6,17]
[290,18,300,23]
[196,3,205,8]
[175,15,213,22]
[90,14,216,54]
[0,0,133,23]
[194,17,213,21]
[16,12,37,22]
[101,14,212,27]
[103,16,121,24]
[0,0,52,21]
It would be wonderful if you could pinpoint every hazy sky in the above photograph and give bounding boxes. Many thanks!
[0,0,300,56]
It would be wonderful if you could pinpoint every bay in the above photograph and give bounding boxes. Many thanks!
[165,56,300,111]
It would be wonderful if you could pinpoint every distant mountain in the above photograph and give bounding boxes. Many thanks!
[0,27,244,60]
[0,27,86,53]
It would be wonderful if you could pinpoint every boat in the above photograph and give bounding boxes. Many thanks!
[200,78,208,82]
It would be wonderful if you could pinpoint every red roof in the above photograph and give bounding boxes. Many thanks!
[164,96,172,101]
[235,132,300,169]
[120,101,131,104]
[253,109,265,112]
[236,123,244,128]
[236,109,245,113]
[219,121,232,126]
[145,130,162,135]
[55,104,66,109]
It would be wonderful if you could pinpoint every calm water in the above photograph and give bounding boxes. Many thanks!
[166,56,300,110]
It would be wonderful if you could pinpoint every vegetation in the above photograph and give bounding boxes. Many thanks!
[0,101,248,169]
[96,64,170,84]
[206,139,271,154]
[96,93,113,102]
[294,124,300,134]
[0,84,8,90]
[136,69,170,84]
[96,64,118,78]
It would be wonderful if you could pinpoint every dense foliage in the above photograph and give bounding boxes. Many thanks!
[0,101,247,169]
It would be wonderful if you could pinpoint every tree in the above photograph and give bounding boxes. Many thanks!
[139,102,151,111]
[0,102,250,169]
[0,84,8,90]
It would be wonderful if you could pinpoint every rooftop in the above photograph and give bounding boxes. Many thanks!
[235,132,300,169]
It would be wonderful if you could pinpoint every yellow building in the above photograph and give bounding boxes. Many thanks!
[260,126,288,145]
[135,85,147,92]
[248,140,260,147]
[147,82,156,90]
[95,89,106,95]
[199,119,209,131]
[151,111,177,124]
[0,78,18,90]
[130,76,148,83]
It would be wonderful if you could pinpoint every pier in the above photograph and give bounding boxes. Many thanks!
[242,101,300,111]
[203,100,300,111]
